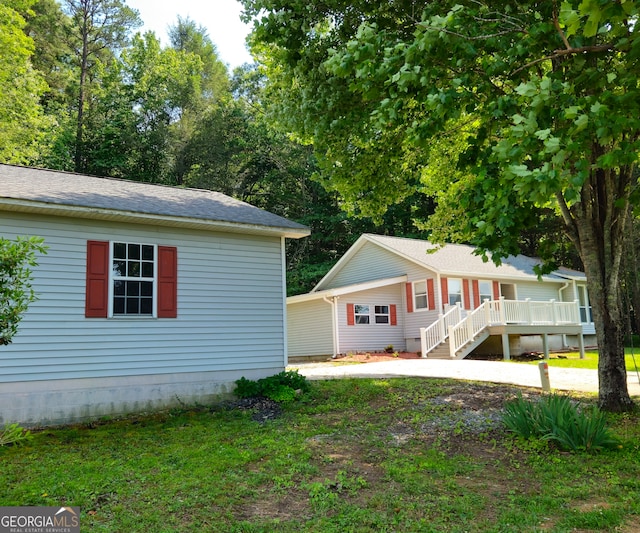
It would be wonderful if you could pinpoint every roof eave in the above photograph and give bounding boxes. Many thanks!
[0,198,311,239]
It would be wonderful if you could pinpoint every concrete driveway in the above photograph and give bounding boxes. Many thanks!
[291,358,640,397]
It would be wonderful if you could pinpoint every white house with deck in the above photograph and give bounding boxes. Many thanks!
[0,164,309,426]
[287,234,594,361]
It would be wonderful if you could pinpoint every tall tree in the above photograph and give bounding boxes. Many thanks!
[0,0,51,164]
[243,0,640,411]
[62,0,140,172]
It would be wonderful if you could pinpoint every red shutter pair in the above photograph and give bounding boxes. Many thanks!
[346,303,397,326]
[85,240,177,318]
[405,280,436,313]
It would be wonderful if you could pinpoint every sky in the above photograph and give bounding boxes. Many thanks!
[126,0,254,70]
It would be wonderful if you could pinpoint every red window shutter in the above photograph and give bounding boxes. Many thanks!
[493,281,501,299]
[85,240,109,318]
[462,279,471,310]
[472,280,480,308]
[157,246,178,318]
[427,279,435,310]
[441,277,448,308]
[405,283,413,313]
[390,304,397,326]
[347,303,355,326]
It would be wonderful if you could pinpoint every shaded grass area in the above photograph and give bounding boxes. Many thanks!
[2,378,640,532]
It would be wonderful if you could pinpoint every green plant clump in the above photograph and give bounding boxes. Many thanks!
[0,423,33,447]
[235,370,310,402]
[502,393,621,452]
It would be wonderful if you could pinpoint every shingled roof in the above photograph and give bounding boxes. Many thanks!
[0,164,309,238]
[314,233,585,291]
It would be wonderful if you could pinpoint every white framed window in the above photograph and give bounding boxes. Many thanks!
[110,242,157,317]
[374,305,390,324]
[577,285,593,323]
[354,304,370,324]
[478,280,493,303]
[413,281,428,310]
[448,278,462,306]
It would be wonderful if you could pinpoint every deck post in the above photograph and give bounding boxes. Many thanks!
[420,327,427,358]
[439,313,445,340]
[501,333,510,361]
[578,330,585,359]
[499,296,506,325]
[542,333,549,360]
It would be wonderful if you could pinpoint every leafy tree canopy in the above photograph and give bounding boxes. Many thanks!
[242,0,640,411]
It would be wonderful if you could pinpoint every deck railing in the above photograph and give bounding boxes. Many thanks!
[420,305,461,357]
[420,298,580,358]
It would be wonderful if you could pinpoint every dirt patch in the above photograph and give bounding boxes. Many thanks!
[332,351,422,363]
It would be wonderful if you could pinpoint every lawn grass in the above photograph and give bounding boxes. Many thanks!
[2,378,640,532]
[526,348,640,373]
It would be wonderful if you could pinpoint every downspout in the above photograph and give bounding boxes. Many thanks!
[323,295,340,358]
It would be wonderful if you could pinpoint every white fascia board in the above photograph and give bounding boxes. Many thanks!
[288,275,408,304]
[0,199,310,239]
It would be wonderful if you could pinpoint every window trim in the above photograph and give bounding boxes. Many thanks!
[109,241,158,318]
[447,278,463,307]
[477,280,493,305]
[348,303,397,326]
[412,280,429,312]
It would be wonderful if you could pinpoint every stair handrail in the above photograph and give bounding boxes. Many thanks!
[419,305,461,358]
[449,301,491,357]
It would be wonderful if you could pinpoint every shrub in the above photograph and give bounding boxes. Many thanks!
[502,393,620,453]
[235,370,310,402]
[0,423,33,447]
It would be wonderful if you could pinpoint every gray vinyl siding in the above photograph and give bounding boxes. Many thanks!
[322,242,410,289]
[287,299,334,357]
[1,212,287,383]
[513,281,561,301]
[339,286,406,354]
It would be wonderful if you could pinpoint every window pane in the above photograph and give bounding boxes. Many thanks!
[113,242,126,259]
[416,295,428,309]
[479,281,492,301]
[126,298,139,314]
[113,297,125,314]
[375,305,389,314]
[140,298,153,314]
[114,280,125,296]
[113,260,126,277]
[128,243,140,260]
[127,261,141,277]
[127,281,140,296]
[414,281,427,309]
[375,316,389,324]
[141,281,153,297]
[142,245,154,261]
[142,261,154,278]
[355,315,370,324]
[354,304,369,314]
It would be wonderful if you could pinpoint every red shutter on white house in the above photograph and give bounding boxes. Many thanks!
[405,283,414,313]
[441,277,448,308]
[493,281,501,299]
[85,240,109,318]
[347,303,355,325]
[462,279,471,310]
[157,246,178,318]
[472,280,480,309]
[390,304,397,326]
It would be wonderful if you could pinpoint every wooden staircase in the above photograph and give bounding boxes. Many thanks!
[424,330,490,359]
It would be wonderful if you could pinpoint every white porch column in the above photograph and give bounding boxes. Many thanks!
[542,333,549,360]
[578,330,585,359]
[501,333,510,361]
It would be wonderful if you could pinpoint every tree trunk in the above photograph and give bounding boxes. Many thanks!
[74,11,89,173]
[571,165,635,412]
